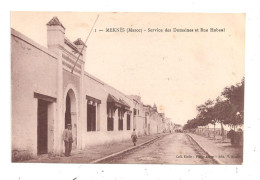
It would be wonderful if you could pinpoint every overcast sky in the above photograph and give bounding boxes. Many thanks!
[11,12,245,125]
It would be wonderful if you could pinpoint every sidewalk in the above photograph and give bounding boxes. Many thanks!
[24,133,166,163]
[187,133,243,164]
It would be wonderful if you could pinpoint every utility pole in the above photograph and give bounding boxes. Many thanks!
[71,14,99,73]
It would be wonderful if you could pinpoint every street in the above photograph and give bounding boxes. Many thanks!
[101,133,218,164]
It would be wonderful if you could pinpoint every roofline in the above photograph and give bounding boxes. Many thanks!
[11,28,161,114]
[84,71,134,101]
[11,28,58,59]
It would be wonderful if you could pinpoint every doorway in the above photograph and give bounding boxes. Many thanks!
[65,93,72,128]
[37,99,48,154]
[65,89,77,149]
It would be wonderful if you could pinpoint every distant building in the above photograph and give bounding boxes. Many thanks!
[153,103,157,112]
[164,118,174,133]
[11,17,166,160]
[173,123,183,132]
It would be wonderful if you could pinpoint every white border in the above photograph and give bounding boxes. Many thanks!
[3,1,260,180]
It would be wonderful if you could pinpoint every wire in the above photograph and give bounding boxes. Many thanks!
[71,14,100,73]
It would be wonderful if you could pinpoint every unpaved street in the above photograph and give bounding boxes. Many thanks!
[102,133,218,164]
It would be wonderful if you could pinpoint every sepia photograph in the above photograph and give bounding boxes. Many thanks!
[11,12,245,165]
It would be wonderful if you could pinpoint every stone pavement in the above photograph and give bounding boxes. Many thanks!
[187,133,243,164]
[23,133,166,163]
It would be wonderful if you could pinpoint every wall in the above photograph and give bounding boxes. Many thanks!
[11,29,58,158]
[81,73,135,147]
[11,23,167,159]
[134,103,146,136]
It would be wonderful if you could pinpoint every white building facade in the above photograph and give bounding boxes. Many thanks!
[11,17,166,160]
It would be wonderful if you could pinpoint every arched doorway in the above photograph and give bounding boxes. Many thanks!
[65,89,77,149]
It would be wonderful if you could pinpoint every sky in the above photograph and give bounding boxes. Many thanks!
[11,12,245,125]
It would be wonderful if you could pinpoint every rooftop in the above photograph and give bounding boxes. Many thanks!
[46,16,65,30]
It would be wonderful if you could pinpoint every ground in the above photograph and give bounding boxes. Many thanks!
[102,133,217,164]
[23,132,243,164]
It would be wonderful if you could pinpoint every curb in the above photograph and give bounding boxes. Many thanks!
[186,133,224,165]
[90,134,167,163]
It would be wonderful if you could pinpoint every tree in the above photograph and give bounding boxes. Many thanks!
[212,97,232,140]
[196,100,215,137]
[221,78,244,128]
[183,77,244,135]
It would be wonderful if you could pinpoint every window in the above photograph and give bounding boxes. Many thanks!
[87,102,96,131]
[118,109,123,131]
[134,108,137,116]
[86,96,101,131]
[107,106,114,131]
[127,114,131,130]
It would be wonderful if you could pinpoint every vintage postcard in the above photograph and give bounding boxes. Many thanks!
[11,12,245,164]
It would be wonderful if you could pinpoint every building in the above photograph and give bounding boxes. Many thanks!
[173,123,183,132]
[11,17,167,160]
[143,105,165,135]
[164,118,174,133]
